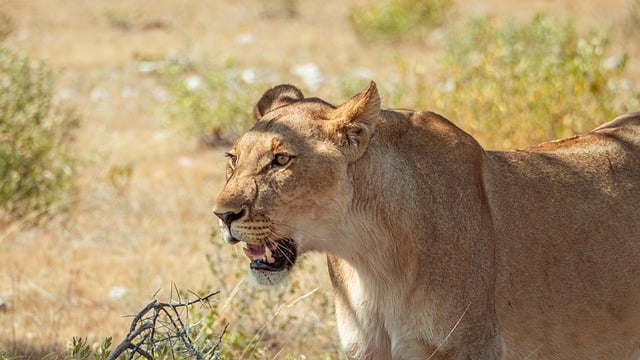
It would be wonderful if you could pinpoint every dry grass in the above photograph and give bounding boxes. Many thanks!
[0,0,638,358]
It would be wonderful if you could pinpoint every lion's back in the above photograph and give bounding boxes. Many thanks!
[485,112,640,359]
[593,111,640,137]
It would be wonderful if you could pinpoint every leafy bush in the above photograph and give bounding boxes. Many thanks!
[400,14,637,148]
[161,58,260,146]
[0,46,78,219]
[349,0,453,41]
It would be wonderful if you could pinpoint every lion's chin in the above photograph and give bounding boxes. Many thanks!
[249,267,291,286]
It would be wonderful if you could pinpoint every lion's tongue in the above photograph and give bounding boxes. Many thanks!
[243,243,277,263]
[243,243,265,261]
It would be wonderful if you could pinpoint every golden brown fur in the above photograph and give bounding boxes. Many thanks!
[213,82,640,359]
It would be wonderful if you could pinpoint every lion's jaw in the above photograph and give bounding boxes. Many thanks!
[214,84,380,285]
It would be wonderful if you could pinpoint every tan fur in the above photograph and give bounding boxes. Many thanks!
[214,82,640,359]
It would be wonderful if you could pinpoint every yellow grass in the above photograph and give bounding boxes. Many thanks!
[0,0,637,358]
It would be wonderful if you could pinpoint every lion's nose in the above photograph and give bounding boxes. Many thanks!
[213,209,245,226]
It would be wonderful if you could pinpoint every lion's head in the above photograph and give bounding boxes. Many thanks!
[213,82,380,285]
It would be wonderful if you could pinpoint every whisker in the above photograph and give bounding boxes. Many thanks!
[270,236,297,264]
[281,252,295,265]
[282,247,297,264]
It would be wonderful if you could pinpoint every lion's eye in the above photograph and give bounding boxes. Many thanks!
[273,154,291,167]
[225,153,238,169]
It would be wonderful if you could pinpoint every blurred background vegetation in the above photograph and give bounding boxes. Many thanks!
[0,46,78,221]
[349,0,453,40]
[1,0,639,359]
[163,0,638,149]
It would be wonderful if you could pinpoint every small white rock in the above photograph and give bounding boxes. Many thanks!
[179,156,194,168]
[108,286,127,300]
[58,88,76,100]
[153,130,170,141]
[291,63,324,91]
[138,61,160,73]
[236,33,255,45]
[602,56,622,70]
[242,68,257,84]
[90,88,108,102]
[185,75,203,90]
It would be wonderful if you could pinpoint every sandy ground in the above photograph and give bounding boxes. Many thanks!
[0,0,638,358]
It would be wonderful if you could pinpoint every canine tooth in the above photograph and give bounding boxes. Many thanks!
[265,245,274,263]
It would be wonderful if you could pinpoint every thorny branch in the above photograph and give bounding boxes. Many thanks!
[106,289,224,360]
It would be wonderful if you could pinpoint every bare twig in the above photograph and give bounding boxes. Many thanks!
[106,290,224,360]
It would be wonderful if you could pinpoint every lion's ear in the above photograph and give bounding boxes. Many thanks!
[330,81,381,161]
[253,84,304,120]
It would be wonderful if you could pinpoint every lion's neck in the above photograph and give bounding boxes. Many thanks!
[323,116,494,291]
[334,211,421,285]
[328,156,425,283]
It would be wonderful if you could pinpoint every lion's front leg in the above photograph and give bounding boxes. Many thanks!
[334,292,391,359]
[391,336,505,360]
[328,256,391,359]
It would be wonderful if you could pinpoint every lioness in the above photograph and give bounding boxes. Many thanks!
[213,82,640,359]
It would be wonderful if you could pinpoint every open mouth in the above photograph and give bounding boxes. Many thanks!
[242,239,297,272]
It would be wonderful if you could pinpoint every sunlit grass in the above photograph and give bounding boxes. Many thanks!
[349,0,453,41]
[391,14,638,149]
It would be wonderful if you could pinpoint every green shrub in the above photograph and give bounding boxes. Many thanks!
[0,46,78,219]
[406,14,637,149]
[161,58,260,145]
[68,337,112,360]
[349,0,453,41]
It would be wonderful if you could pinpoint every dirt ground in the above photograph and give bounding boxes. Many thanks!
[0,0,638,358]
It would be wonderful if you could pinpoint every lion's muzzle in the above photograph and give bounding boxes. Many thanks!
[213,208,298,285]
